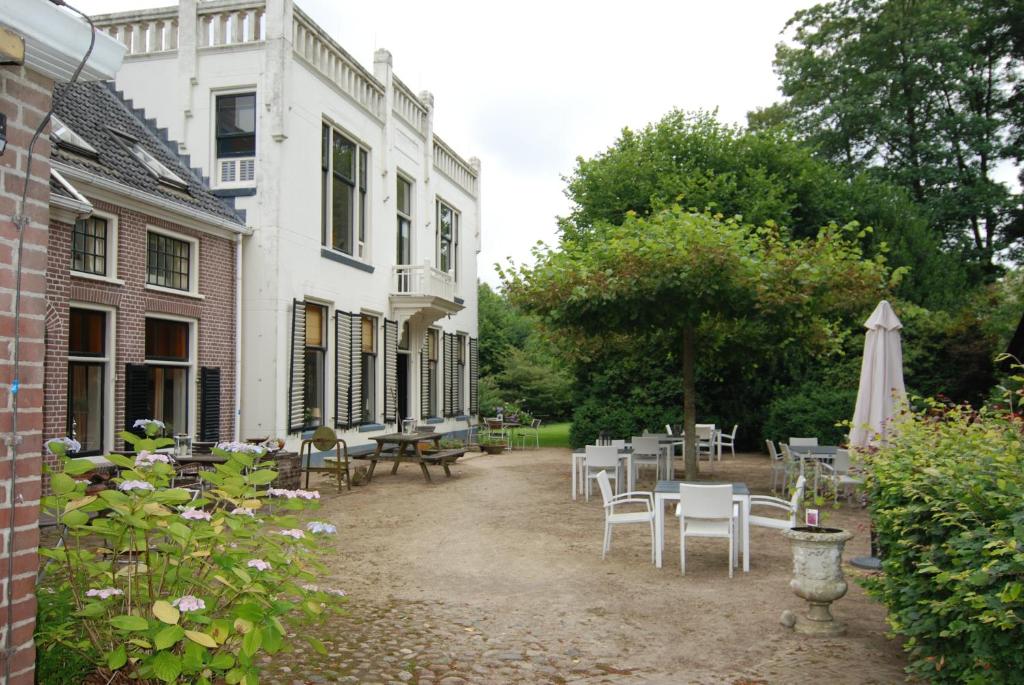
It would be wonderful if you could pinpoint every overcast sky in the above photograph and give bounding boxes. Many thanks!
[76,0,817,286]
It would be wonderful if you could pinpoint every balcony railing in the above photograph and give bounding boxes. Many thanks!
[393,263,455,302]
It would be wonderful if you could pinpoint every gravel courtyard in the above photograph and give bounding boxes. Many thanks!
[264,449,907,685]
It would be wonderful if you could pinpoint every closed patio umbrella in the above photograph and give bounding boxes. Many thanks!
[849,300,906,449]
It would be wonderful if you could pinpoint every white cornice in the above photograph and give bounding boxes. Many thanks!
[53,161,252,239]
[1,0,125,82]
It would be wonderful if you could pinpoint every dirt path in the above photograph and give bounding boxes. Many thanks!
[270,449,906,684]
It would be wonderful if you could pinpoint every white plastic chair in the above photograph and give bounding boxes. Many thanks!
[696,425,717,463]
[766,439,786,492]
[675,483,738,577]
[749,476,806,530]
[818,449,863,503]
[779,443,800,496]
[595,470,655,562]
[789,437,819,447]
[630,436,663,482]
[718,425,738,458]
[584,445,621,502]
[518,418,542,449]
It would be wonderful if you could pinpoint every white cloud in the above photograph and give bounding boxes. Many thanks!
[75,0,817,286]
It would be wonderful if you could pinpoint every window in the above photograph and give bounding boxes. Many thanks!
[457,333,466,414]
[51,114,98,158]
[144,318,190,436]
[147,231,191,292]
[396,176,412,265]
[427,328,438,417]
[71,216,108,276]
[111,129,189,191]
[436,200,459,278]
[321,123,369,258]
[215,93,256,185]
[361,314,377,423]
[67,308,107,455]
[303,303,327,428]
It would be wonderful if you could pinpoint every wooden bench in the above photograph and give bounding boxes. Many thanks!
[355,446,465,483]
[418,448,466,478]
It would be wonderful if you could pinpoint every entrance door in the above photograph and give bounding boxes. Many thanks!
[397,352,410,421]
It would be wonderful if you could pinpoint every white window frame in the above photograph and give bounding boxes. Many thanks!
[144,225,202,299]
[143,313,198,439]
[70,209,122,285]
[396,172,414,266]
[321,120,371,262]
[435,198,459,281]
[211,87,257,189]
[67,302,116,455]
[360,310,381,425]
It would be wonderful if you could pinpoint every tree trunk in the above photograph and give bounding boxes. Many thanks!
[683,325,698,479]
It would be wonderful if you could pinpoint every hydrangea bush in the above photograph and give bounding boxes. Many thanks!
[39,420,345,684]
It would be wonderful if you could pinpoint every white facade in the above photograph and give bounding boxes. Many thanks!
[94,0,481,449]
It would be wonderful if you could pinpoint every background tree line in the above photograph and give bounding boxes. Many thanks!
[480,0,1024,450]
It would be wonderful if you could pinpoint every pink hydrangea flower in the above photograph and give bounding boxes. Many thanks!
[118,480,155,492]
[301,584,347,597]
[180,508,212,521]
[135,450,171,467]
[294,489,320,500]
[278,529,305,540]
[85,587,123,600]
[171,595,206,612]
[246,559,271,571]
[267,488,295,498]
[306,521,336,534]
[231,507,255,517]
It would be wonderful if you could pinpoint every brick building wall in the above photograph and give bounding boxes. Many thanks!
[0,64,54,685]
[43,198,238,477]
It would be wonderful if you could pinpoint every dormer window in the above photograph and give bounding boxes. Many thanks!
[215,92,256,187]
[110,128,189,191]
[50,114,98,158]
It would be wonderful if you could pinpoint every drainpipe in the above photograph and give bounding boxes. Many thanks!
[234,233,242,441]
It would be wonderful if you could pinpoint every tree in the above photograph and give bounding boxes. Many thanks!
[503,207,889,478]
[770,0,1022,269]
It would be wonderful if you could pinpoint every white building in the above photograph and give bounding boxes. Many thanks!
[93,0,480,450]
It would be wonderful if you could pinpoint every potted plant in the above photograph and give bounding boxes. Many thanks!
[477,436,507,455]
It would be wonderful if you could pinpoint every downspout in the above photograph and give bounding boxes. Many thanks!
[234,233,242,441]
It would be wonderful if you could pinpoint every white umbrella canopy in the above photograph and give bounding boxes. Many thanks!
[849,300,906,448]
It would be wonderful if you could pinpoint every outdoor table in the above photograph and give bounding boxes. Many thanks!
[653,480,751,573]
[790,445,839,474]
[571,448,633,500]
[366,431,444,483]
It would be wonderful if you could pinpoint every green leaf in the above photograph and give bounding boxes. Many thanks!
[75,602,107,618]
[107,644,127,670]
[106,453,138,469]
[182,640,205,673]
[153,600,180,625]
[51,473,76,495]
[63,458,97,476]
[110,614,149,631]
[241,626,262,656]
[64,495,97,512]
[209,652,234,670]
[151,650,183,683]
[185,629,218,648]
[63,510,89,527]
[153,625,185,650]
[306,635,327,656]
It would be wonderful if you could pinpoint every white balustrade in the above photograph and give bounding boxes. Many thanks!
[393,76,428,137]
[94,1,265,56]
[393,264,455,302]
[433,136,478,197]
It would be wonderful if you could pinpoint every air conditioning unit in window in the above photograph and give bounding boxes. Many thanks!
[217,157,255,187]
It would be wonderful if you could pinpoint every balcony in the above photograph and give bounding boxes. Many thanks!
[390,263,463,330]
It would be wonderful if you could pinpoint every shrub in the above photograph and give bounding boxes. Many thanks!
[762,375,858,446]
[861,399,1024,683]
[38,421,346,684]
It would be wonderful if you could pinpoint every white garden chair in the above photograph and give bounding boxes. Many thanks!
[718,424,739,458]
[696,425,718,464]
[676,483,738,577]
[629,436,664,482]
[748,476,806,531]
[818,449,863,503]
[584,445,621,502]
[789,437,819,447]
[595,470,655,562]
[518,418,542,449]
[765,439,786,493]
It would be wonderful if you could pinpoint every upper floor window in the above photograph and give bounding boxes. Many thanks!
[322,123,368,259]
[72,216,108,276]
[215,93,256,185]
[436,200,459,279]
[396,176,412,265]
[147,231,192,293]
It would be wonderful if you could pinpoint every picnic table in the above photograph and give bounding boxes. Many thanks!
[360,432,465,483]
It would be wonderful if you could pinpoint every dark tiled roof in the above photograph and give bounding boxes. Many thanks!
[51,82,244,226]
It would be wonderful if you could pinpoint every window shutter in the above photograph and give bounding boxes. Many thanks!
[383,319,398,424]
[420,338,431,419]
[288,300,306,433]
[334,312,351,428]
[199,367,221,441]
[442,333,453,418]
[350,314,362,425]
[124,363,149,433]
[469,337,479,415]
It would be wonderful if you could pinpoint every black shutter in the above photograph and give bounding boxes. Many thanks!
[334,312,352,428]
[383,319,398,424]
[199,367,221,441]
[124,363,149,434]
[420,336,431,419]
[351,314,362,425]
[443,333,453,418]
[469,337,479,415]
[288,300,306,433]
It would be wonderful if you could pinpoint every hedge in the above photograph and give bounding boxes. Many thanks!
[862,400,1024,684]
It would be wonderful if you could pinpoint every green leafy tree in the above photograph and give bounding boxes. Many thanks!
[503,207,889,477]
[770,0,1022,268]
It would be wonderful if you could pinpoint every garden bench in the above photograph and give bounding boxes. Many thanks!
[361,433,465,483]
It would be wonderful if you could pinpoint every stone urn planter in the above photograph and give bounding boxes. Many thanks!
[781,526,854,637]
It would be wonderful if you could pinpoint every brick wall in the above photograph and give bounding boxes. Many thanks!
[0,64,54,685]
[43,200,238,479]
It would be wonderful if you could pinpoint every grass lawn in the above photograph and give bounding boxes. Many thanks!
[535,421,571,448]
